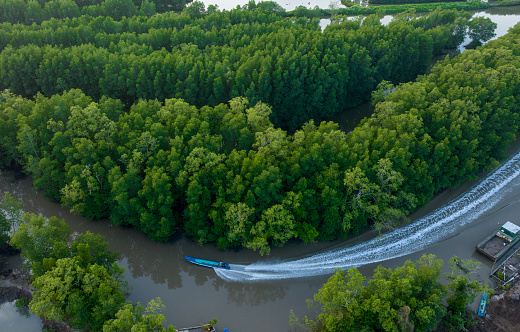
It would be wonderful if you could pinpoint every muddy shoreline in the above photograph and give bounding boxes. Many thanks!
[469,282,520,332]
[0,246,75,332]
[3,252,520,331]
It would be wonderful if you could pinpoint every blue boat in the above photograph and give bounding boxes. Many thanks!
[477,292,487,316]
[184,256,230,270]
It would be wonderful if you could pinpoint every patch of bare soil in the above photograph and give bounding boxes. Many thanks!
[468,283,520,332]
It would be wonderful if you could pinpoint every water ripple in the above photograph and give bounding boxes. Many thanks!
[216,151,520,281]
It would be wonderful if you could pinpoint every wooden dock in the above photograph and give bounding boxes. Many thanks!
[490,241,520,284]
[474,221,520,284]
[476,221,520,261]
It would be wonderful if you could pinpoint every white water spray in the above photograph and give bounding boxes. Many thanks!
[216,150,520,282]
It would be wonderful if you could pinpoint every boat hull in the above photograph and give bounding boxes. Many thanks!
[477,292,487,316]
[184,256,230,270]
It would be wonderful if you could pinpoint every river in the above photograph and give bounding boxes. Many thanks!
[3,142,520,331]
[329,6,520,133]
[1,6,520,332]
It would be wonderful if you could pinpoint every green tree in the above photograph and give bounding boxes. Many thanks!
[10,213,118,277]
[70,231,120,270]
[154,0,187,12]
[25,0,43,24]
[468,16,496,46]
[247,204,297,255]
[183,1,206,19]
[139,0,156,17]
[103,0,138,21]
[43,0,80,20]
[291,254,483,332]
[0,90,34,169]
[137,166,177,241]
[0,0,26,23]
[29,257,127,331]
[103,298,176,332]
[443,256,490,331]
[10,213,71,277]
[0,192,23,244]
[225,202,254,244]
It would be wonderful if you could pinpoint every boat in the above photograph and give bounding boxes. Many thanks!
[184,256,230,270]
[476,221,520,261]
[477,292,487,316]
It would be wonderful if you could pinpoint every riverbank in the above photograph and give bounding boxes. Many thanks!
[468,282,520,331]
[3,248,520,332]
[2,144,520,330]
[0,246,76,332]
[2,9,520,327]
[284,1,488,18]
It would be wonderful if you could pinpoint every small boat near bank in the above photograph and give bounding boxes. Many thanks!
[184,256,230,270]
[477,292,487,316]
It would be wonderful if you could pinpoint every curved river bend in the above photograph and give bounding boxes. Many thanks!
[3,141,520,332]
[218,149,520,281]
[2,7,520,332]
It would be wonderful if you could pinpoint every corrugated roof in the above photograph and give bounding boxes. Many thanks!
[502,221,520,235]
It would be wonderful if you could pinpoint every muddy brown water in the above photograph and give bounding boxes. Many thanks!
[2,144,520,331]
[1,7,520,332]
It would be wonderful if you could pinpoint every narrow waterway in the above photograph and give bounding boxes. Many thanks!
[328,6,520,133]
[1,6,520,332]
[2,143,520,331]
[217,149,520,281]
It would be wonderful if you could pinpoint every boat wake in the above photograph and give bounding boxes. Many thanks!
[216,151,520,282]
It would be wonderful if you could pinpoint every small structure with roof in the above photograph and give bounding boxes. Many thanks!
[497,221,520,242]
[476,221,520,285]
[476,221,520,262]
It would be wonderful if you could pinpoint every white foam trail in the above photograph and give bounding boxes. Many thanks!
[216,150,520,282]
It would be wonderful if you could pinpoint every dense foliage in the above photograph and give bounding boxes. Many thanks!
[29,257,127,331]
[0,5,515,255]
[103,299,177,332]
[0,8,471,129]
[498,0,520,5]
[0,0,189,24]
[0,192,22,244]
[467,16,497,45]
[367,0,460,4]
[290,254,489,331]
[10,212,120,278]
[7,208,176,331]
[335,1,488,15]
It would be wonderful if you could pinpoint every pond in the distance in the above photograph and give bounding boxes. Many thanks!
[329,6,520,131]
[1,5,520,332]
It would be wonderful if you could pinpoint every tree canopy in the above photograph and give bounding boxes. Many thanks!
[0,3,516,255]
[29,257,127,331]
[0,0,191,24]
[103,298,177,332]
[290,254,489,332]
[10,211,119,277]
[0,7,473,130]
[9,210,178,331]
[0,192,22,244]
